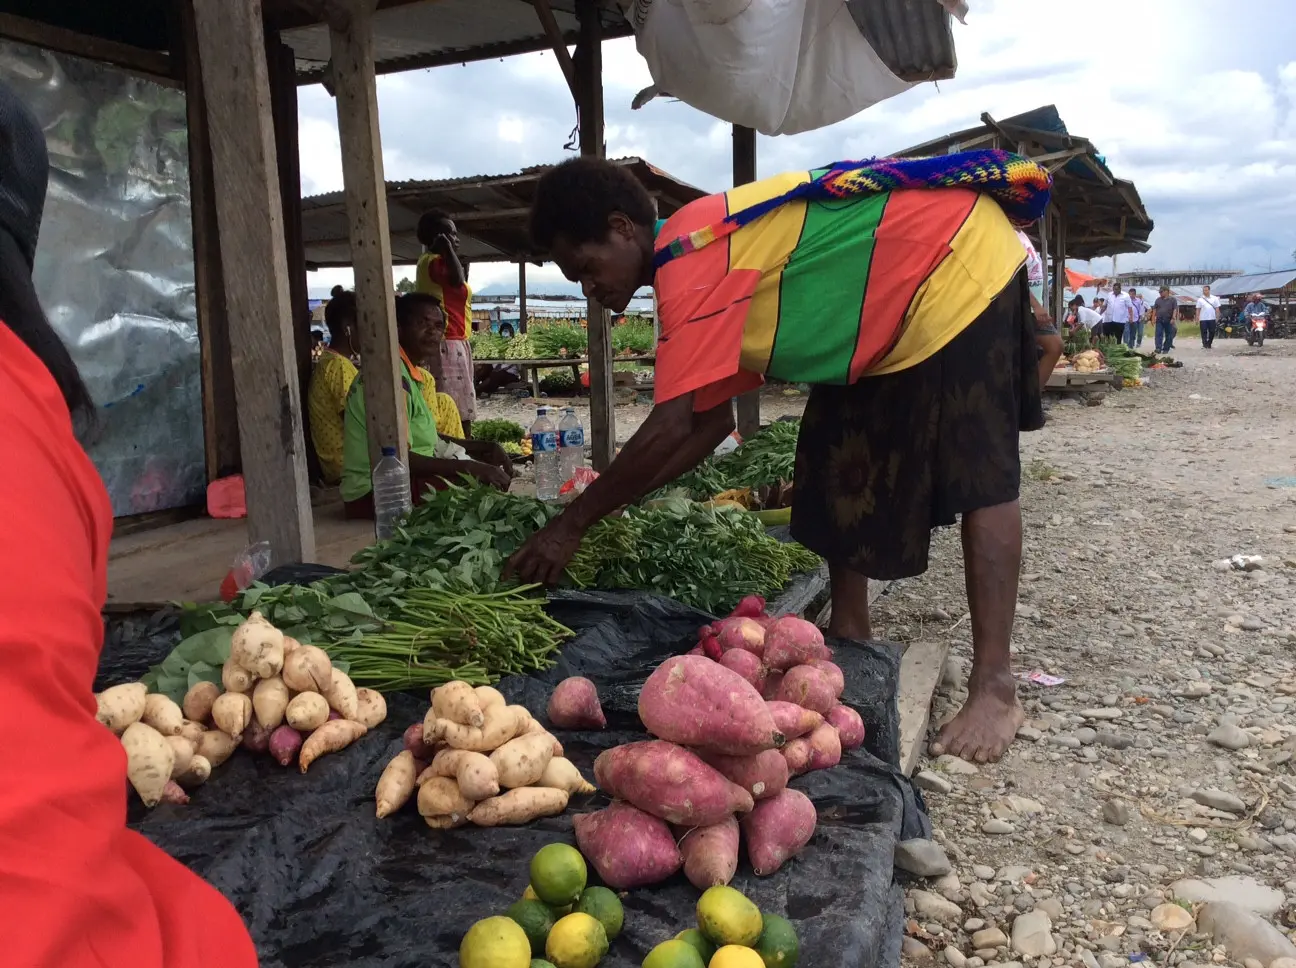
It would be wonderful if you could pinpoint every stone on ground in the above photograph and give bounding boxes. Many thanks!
[1197,901,1296,965]
[895,838,953,877]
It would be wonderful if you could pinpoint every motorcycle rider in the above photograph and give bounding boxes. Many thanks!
[1241,291,1270,338]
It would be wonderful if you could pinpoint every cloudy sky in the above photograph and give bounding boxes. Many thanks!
[298,0,1296,296]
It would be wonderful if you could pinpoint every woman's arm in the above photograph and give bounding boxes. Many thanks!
[434,239,466,289]
[408,452,509,489]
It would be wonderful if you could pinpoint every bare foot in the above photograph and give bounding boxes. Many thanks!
[929,673,1025,764]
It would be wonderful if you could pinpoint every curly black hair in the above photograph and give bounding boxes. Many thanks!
[395,292,443,329]
[530,157,656,251]
[416,210,451,247]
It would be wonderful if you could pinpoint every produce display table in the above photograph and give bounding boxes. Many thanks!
[103,590,928,968]
[1045,366,1120,391]
[477,355,656,398]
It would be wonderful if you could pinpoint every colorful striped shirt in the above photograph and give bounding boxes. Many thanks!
[652,174,1027,411]
[416,252,473,342]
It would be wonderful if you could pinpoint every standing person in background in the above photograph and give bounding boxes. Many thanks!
[1128,288,1147,347]
[1014,229,1063,388]
[1196,285,1221,348]
[415,210,476,435]
[1104,282,1135,343]
[1152,286,1179,353]
[1068,295,1103,343]
[0,79,258,968]
[307,287,359,485]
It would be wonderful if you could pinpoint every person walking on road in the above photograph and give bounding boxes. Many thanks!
[1104,283,1135,345]
[1152,286,1179,353]
[1196,285,1221,348]
[1128,288,1147,347]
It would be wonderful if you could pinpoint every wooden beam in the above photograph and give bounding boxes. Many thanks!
[327,0,406,469]
[732,124,761,440]
[0,12,176,84]
[576,0,615,471]
[532,0,578,99]
[191,0,314,564]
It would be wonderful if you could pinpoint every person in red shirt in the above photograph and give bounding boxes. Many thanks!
[0,80,258,968]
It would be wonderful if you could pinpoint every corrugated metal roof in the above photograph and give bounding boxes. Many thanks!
[1210,269,1296,297]
[300,156,706,268]
[846,0,957,82]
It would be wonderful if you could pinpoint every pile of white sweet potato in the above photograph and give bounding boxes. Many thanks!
[373,681,596,828]
[570,607,865,892]
[95,612,386,808]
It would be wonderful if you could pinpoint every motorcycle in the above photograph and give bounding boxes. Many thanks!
[1245,311,1269,348]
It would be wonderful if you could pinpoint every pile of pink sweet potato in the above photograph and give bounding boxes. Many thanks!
[572,600,865,892]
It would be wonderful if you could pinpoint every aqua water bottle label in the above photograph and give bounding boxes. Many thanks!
[531,431,559,453]
[560,428,585,448]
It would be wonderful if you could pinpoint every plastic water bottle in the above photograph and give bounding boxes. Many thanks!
[531,407,561,501]
[558,407,585,486]
[372,446,412,540]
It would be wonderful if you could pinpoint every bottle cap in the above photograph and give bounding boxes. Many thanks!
[381,446,396,457]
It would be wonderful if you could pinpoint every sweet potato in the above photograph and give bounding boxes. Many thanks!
[719,649,766,691]
[537,756,597,795]
[181,681,220,723]
[638,655,783,755]
[354,687,388,728]
[178,718,208,748]
[174,754,211,789]
[490,732,554,789]
[468,787,568,827]
[762,616,831,670]
[426,703,528,752]
[252,676,290,730]
[166,735,195,777]
[240,718,271,753]
[727,594,767,618]
[714,617,766,656]
[741,788,817,875]
[417,775,476,828]
[281,635,302,656]
[677,816,740,889]
[298,719,367,773]
[573,801,682,888]
[211,692,253,738]
[141,693,184,736]
[775,665,837,714]
[323,668,359,720]
[780,737,812,775]
[760,671,784,701]
[699,749,788,801]
[807,659,845,698]
[431,680,485,728]
[804,722,841,771]
[431,748,500,800]
[220,657,255,694]
[547,676,606,729]
[269,725,303,766]
[122,722,174,806]
[473,685,506,713]
[96,682,147,734]
[197,729,239,768]
[285,691,330,731]
[230,611,285,679]
[281,645,332,694]
[827,704,865,750]
[403,721,435,759]
[594,740,754,825]
[159,779,189,805]
[523,721,565,758]
[375,750,420,818]
[765,701,823,740]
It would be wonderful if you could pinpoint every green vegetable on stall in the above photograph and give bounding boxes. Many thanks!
[473,418,528,444]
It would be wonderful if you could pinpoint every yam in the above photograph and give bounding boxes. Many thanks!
[141,693,184,736]
[593,740,753,826]
[159,779,190,805]
[807,659,845,699]
[468,787,569,827]
[196,729,239,768]
[166,735,195,777]
[121,722,175,807]
[230,611,285,679]
[431,680,484,728]
[281,645,332,694]
[174,754,211,789]
[719,649,766,691]
[699,749,788,801]
[803,722,841,771]
[298,719,367,773]
[252,676,290,730]
[677,816,740,889]
[537,756,597,796]
[765,701,823,740]
[826,704,865,750]
[572,801,681,888]
[775,665,837,714]
[240,718,271,753]
[426,703,528,752]
[403,721,435,760]
[95,682,147,734]
[221,658,255,695]
[489,733,555,789]
[638,655,783,755]
[354,687,388,728]
[546,676,606,729]
[741,788,817,875]
[762,615,831,670]
[211,692,253,738]
[178,719,207,747]
[181,681,221,723]
[714,617,766,657]
[285,691,330,731]
[417,775,476,828]
[323,667,359,720]
[268,725,303,766]
[430,748,500,800]
[375,750,420,818]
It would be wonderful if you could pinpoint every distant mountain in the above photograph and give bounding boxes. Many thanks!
[475,282,653,299]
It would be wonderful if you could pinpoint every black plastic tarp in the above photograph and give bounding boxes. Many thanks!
[105,590,928,968]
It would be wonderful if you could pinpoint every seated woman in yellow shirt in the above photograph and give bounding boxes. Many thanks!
[307,288,359,484]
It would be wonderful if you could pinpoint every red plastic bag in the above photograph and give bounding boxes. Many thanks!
[558,466,599,497]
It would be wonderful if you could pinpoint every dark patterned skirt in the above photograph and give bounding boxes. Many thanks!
[789,269,1043,580]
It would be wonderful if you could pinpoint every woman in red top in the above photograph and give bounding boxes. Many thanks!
[0,81,258,967]
[415,210,477,434]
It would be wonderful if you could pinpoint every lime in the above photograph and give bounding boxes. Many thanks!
[530,843,588,908]
[642,939,707,968]
[506,899,557,957]
[523,884,571,916]
[459,915,531,968]
[709,945,765,968]
[531,962,559,968]
[674,928,716,962]
[752,913,799,967]
[696,885,763,947]
[545,912,609,968]
[574,885,624,941]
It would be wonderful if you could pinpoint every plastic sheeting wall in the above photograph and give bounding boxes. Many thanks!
[0,42,202,516]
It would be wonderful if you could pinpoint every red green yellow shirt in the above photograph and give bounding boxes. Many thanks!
[415,252,472,341]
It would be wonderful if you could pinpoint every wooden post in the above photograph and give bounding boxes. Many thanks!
[1037,209,1050,317]
[732,124,761,439]
[327,0,405,468]
[576,0,616,470]
[190,0,314,564]
[518,261,528,334]
[1052,211,1068,323]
